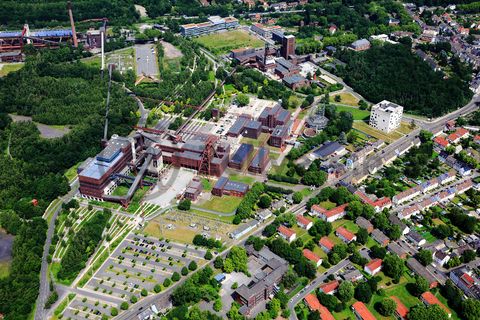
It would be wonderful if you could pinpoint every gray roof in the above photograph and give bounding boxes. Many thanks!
[407,230,424,243]
[387,242,408,257]
[356,217,373,230]
[388,214,407,231]
[283,74,307,85]
[313,141,344,159]
[351,38,370,48]
[407,258,437,285]
[372,229,389,244]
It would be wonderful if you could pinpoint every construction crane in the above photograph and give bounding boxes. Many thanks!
[102,63,114,144]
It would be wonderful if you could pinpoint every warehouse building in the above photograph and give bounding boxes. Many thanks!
[212,177,249,197]
[180,16,239,37]
[229,144,254,170]
[249,147,270,174]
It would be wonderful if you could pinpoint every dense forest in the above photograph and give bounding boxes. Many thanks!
[0,0,139,28]
[135,0,246,18]
[336,44,473,117]
[0,48,138,319]
[409,0,478,6]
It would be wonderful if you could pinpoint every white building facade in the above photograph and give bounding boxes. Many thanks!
[369,100,403,133]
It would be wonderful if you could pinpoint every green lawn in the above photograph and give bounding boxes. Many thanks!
[0,63,24,77]
[196,195,242,213]
[332,219,360,233]
[194,30,264,55]
[330,92,360,106]
[318,200,337,210]
[63,162,81,182]
[126,186,150,214]
[50,262,74,286]
[353,121,404,143]
[229,174,256,185]
[0,261,10,279]
[333,105,370,120]
[189,209,235,224]
[201,178,213,192]
[241,132,270,147]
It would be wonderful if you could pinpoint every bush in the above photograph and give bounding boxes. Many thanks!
[120,302,129,310]
[163,278,171,287]
[172,272,181,282]
[188,261,197,271]
[111,308,118,316]
[130,295,138,303]
[204,250,213,260]
[178,199,191,211]
[141,289,148,297]
[181,266,189,276]
[154,284,161,293]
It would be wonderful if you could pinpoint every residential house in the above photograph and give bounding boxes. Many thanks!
[257,209,272,221]
[319,237,335,253]
[303,249,322,267]
[319,280,339,295]
[388,215,410,235]
[352,301,376,320]
[393,187,421,205]
[364,258,383,276]
[336,227,357,243]
[277,225,296,243]
[398,204,421,220]
[372,229,390,246]
[350,39,371,51]
[434,136,450,150]
[312,203,348,222]
[406,230,426,247]
[390,296,409,320]
[342,269,364,283]
[356,216,374,233]
[447,128,469,143]
[406,258,438,288]
[304,294,335,320]
[297,214,313,230]
[433,250,450,266]
[450,267,480,299]
[388,242,408,259]
[420,292,452,318]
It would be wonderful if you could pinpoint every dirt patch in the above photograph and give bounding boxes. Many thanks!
[160,41,183,59]
[9,114,70,139]
[134,4,148,18]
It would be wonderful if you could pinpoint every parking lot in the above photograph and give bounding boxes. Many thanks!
[58,234,207,319]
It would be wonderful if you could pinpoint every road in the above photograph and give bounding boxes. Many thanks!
[35,182,79,320]
[287,259,350,320]
[135,44,159,78]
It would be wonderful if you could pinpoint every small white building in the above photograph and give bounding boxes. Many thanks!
[296,214,313,230]
[369,100,404,133]
[364,259,383,276]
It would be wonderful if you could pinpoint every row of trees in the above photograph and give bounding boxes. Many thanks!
[235,183,266,222]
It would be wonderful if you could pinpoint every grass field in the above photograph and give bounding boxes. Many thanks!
[353,121,404,143]
[0,63,24,77]
[63,162,81,182]
[318,200,337,210]
[334,105,370,120]
[143,220,197,243]
[0,261,10,279]
[229,174,256,185]
[126,186,150,214]
[241,132,270,147]
[330,92,360,106]
[196,196,242,213]
[195,30,264,55]
[189,209,235,223]
[201,178,214,192]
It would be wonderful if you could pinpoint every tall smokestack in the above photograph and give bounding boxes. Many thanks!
[67,1,78,47]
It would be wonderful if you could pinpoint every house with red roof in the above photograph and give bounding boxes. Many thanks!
[364,258,383,276]
[474,135,480,145]
[296,214,313,230]
[304,294,335,320]
[421,292,451,317]
[352,301,376,320]
[447,128,469,143]
[336,226,356,243]
[316,203,348,222]
[319,236,335,253]
[434,136,450,150]
[277,225,296,243]
[303,249,322,267]
[319,280,339,295]
[354,190,392,212]
[390,296,409,319]
[329,24,337,35]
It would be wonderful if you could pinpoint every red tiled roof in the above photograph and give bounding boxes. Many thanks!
[319,280,339,294]
[303,249,321,264]
[336,226,356,241]
[365,258,383,272]
[304,294,335,320]
[421,292,451,315]
[372,197,392,208]
[319,237,335,250]
[311,204,327,213]
[434,136,449,147]
[352,301,376,320]
[278,225,296,238]
[461,273,475,288]
[297,214,312,226]
[390,296,409,319]
[324,203,348,218]
[305,293,321,311]
[474,135,480,141]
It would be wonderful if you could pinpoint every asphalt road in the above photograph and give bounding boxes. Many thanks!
[287,259,350,319]
[135,44,159,78]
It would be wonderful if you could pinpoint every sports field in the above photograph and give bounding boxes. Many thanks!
[195,30,264,55]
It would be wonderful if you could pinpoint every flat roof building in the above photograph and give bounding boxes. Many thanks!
[229,144,254,170]
[248,147,270,174]
[212,177,249,197]
[180,16,239,37]
[369,100,403,133]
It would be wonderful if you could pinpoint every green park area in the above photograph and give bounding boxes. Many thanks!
[353,121,404,143]
[195,30,264,55]
[330,92,360,106]
[334,105,371,120]
[0,63,24,77]
[196,195,242,213]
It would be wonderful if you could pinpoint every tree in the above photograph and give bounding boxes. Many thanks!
[356,228,369,245]
[172,272,181,282]
[461,299,480,320]
[375,298,395,316]
[417,249,433,266]
[236,93,250,106]
[292,192,303,204]
[130,295,138,303]
[214,256,224,269]
[408,304,449,320]
[268,298,281,318]
[141,289,148,297]
[163,278,171,287]
[204,250,213,260]
[120,302,129,310]
[111,308,119,316]
[213,299,222,312]
[178,199,191,211]
[258,194,272,209]
[461,249,476,263]
[318,292,338,311]
[355,282,372,303]
[412,276,429,297]
[154,284,161,293]
[371,245,387,259]
[302,170,327,187]
[189,261,198,271]
[382,254,404,281]
[181,266,189,276]
[337,281,354,303]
